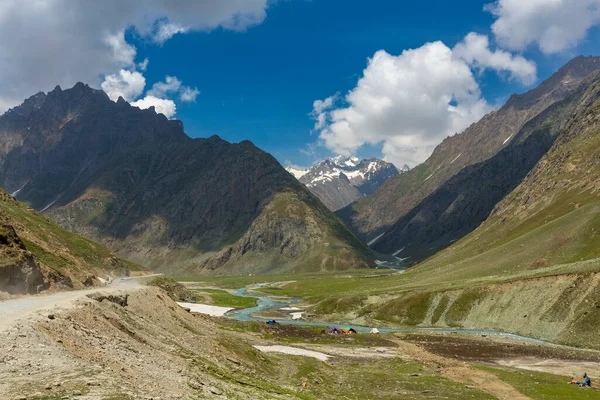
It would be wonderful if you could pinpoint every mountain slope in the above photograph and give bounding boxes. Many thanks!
[371,75,590,262]
[338,55,600,242]
[288,156,404,211]
[0,84,373,275]
[410,70,600,282]
[0,189,138,294]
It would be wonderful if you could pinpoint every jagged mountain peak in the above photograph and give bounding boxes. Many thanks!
[330,155,360,168]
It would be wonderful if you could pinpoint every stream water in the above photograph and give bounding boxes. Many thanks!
[224,284,551,344]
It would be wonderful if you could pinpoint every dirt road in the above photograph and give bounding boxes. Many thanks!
[0,274,161,332]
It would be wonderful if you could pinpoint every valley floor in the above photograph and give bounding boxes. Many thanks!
[2,281,600,399]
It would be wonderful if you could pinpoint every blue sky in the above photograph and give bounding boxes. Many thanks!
[1,0,599,168]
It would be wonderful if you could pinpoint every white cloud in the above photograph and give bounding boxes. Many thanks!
[154,21,189,44]
[486,0,600,54]
[315,42,493,167]
[313,94,339,114]
[131,95,177,119]
[180,87,200,102]
[453,33,537,85]
[147,76,182,98]
[138,58,149,72]
[311,93,339,130]
[0,0,270,113]
[145,75,200,104]
[105,30,137,67]
[101,69,146,101]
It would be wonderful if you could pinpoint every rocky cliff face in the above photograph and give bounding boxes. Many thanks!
[338,56,600,243]
[0,84,373,275]
[287,156,404,211]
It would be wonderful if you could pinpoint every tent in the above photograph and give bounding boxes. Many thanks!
[370,328,380,334]
[327,327,340,334]
[266,320,278,325]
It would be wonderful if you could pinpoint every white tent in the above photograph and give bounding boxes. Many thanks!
[370,328,380,334]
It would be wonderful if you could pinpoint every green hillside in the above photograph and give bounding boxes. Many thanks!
[0,188,143,294]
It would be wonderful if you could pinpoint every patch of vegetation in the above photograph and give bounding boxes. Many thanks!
[373,292,433,325]
[313,295,366,315]
[148,277,198,302]
[431,294,450,325]
[475,366,600,399]
[445,289,487,326]
[193,288,258,308]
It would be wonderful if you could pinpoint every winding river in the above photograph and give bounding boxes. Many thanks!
[224,284,551,344]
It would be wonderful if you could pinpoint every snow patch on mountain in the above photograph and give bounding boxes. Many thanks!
[286,167,308,179]
[11,183,27,198]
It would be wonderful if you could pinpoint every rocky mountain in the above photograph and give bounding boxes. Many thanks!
[338,55,600,255]
[287,156,406,211]
[372,72,594,262]
[0,83,373,275]
[0,188,138,294]
[397,67,600,289]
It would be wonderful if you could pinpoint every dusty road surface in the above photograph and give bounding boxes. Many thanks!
[0,275,161,332]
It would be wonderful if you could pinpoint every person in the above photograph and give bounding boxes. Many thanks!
[571,372,592,387]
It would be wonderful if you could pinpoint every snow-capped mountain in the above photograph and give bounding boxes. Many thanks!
[286,156,407,211]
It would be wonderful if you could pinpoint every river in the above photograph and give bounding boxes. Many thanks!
[224,284,551,344]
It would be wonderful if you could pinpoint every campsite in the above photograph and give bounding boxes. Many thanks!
[174,279,600,399]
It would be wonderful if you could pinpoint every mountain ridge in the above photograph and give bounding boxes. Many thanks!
[0,84,374,275]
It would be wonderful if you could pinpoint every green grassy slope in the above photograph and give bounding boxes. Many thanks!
[0,188,144,292]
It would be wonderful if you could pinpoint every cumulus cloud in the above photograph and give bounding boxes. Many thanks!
[131,96,177,119]
[103,73,198,117]
[0,0,270,113]
[101,69,146,102]
[147,76,182,98]
[145,75,200,104]
[453,33,537,85]
[315,42,493,167]
[180,87,200,102]
[486,0,600,54]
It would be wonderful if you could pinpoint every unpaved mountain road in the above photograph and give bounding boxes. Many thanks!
[0,274,162,332]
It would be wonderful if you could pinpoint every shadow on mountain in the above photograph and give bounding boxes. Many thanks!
[372,93,575,263]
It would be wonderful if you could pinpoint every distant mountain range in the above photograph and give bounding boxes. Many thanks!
[0,83,374,275]
[338,55,600,264]
[287,156,408,211]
